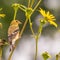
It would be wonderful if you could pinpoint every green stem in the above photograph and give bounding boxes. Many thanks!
[0,47,2,60]
[31,0,42,16]
[8,49,14,60]
[19,4,27,12]
[37,24,42,38]
[19,7,26,12]
[35,24,42,60]
[28,0,30,7]
[8,18,29,60]
[44,59,47,60]
[30,0,34,7]
[29,18,35,38]
[29,17,39,60]
[20,4,27,9]
[20,18,28,36]
[56,55,59,60]
[13,8,18,20]
[35,39,38,60]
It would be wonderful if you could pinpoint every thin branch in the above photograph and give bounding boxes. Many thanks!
[29,18,35,38]
[19,18,28,36]
[31,0,42,16]
[13,8,18,20]
[35,24,42,60]
[28,0,31,7]
[30,0,34,7]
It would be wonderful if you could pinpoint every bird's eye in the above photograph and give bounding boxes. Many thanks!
[16,20,18,22]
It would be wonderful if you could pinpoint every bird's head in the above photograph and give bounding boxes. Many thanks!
[10,20,22,25]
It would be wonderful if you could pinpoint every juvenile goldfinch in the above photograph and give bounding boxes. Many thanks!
[8,20,21,51]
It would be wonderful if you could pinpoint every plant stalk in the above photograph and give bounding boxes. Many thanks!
[35,39,38,60]
[31,0,42,16]
[56,55,59,60]
[35,24,42,60]
[0,47,2,60]
[13,8,18,20]
[28,0,30,7]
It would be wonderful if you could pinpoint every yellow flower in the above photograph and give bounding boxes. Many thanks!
[12,3,20,8]
[0,8,5,18]
[0,14,5,18]
[39,8,57,27]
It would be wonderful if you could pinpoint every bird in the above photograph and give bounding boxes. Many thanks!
[8,20,22,51]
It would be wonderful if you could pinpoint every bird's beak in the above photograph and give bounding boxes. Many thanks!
[19,21,22,24]
[16,20,22,24]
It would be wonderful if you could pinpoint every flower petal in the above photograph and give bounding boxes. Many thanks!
[47,11,49,16]
[48,20,57,27]
[39,8,46,17]
[0,14,5,18]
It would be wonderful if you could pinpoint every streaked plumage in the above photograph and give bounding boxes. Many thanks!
[8,20,21,51]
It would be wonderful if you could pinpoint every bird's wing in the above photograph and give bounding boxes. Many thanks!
[8,25,19,42]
